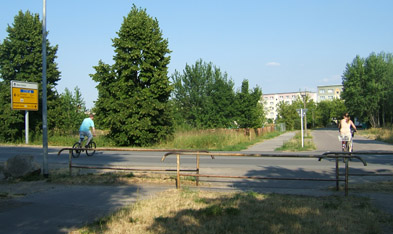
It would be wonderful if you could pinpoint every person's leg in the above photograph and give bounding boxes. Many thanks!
[85,131,93,147]
[79,132,85,144]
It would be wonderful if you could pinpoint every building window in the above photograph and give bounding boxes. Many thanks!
[328,89,333,93]
[319,89,325,94]
[320,96,325,100]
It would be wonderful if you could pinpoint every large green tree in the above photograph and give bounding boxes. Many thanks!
[91,6,173,146]
[234,79,265,128]
[0,10,60,141]
[171,59,236,128]
[342,52,393,127]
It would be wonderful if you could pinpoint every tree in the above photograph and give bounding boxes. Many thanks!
[171,59,236,128]
[234,79,265,128]
[342,52,393,127]
[275,101,298,130]
[0,10,60,141]
[315,99,346,127]
[91,5,173,146]
[52,87,86,135]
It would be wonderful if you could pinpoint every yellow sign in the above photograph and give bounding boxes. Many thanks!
[11,81,39,111]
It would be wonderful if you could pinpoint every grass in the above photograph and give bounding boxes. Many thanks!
[275,131,316,151]
[4,128,283,151]
[358,127,393,144]
[155,129,283,151]
[71,188,393,234]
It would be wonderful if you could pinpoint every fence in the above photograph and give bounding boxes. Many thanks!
[57,148,377,196]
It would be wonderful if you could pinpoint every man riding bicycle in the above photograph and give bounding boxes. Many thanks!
[338,113,357,151]
[79,113,96,148]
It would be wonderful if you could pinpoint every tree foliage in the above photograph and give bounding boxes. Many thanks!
[91,5,173,146]
[52,87,86,135]
[342,52,393,127]
[0,10,60,141]
[235,80,265,128]
[172,59,236,128]
[315,99,346,127]
[172,60,264,129]
[275,95,317,130]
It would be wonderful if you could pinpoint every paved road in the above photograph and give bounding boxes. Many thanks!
[0,129,392,233]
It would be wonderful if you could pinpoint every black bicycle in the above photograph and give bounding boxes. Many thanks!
[72,137,96,158]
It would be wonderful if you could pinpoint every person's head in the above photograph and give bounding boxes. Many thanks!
[89,113,94,120]
[343,113,350,122]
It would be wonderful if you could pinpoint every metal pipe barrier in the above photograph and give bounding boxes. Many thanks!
[323,151,393,183]
[162,152,368,196]
[58,148,212,185]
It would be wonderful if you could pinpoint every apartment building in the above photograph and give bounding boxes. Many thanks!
[262,91,317,120]
[317,85,343,102]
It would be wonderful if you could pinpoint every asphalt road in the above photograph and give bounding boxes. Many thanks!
[1,129,392,189]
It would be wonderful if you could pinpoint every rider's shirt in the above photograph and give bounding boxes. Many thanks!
[79,118,94,132]
[340,119,351,135]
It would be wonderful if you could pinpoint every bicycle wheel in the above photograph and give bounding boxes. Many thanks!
[72,142,81,158]
[86,141,96,156]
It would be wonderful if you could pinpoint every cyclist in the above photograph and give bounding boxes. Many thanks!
[338,113,357,151]
[79,113,96,148]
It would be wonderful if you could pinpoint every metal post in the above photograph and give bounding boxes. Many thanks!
[25,111,29,144]
[345,158,349,196]
[176,154,180,189]
[335,158,339,191]
[69,150,72,176]
[303,91,307,134]
[42,0,49,178]
[301,109,304,147]
[196,152,200,186]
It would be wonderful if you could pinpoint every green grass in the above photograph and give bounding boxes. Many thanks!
[7,128,282,151]
[275,131,316,151]
[156,129,283,151]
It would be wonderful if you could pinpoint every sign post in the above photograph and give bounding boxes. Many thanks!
[296,108,308,148]
[11,80,39,144]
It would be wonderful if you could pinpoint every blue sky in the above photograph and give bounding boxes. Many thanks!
[1,0,393,108]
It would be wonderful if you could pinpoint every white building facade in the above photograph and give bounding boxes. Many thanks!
[262,91,317,121]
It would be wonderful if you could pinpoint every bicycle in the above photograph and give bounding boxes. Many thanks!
[72,137,96,158]
[338,129,355,152]
[338,135,352,152]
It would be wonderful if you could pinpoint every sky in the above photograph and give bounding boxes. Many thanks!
[1,0,393,109]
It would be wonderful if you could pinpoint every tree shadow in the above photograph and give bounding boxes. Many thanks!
[145,188,383,234]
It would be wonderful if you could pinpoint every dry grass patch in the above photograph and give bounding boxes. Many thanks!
[73,189,392,234]
[358,128,393,144]
[46,169,201,186]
